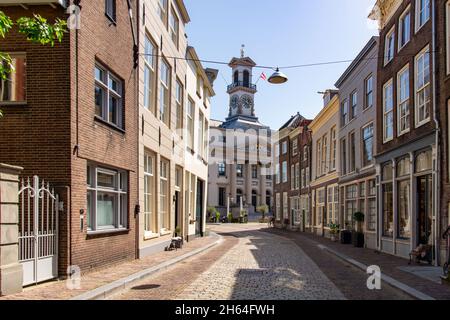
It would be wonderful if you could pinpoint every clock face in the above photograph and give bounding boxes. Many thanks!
[230,95,239,109]
[241,95,253,109]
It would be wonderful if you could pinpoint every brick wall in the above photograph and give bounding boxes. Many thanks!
[375,0,435,158]
[0,1,138,275]
[68,0,138,272]
[436,0,450,256]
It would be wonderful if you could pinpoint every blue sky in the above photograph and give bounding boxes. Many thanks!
[184,0,378,129]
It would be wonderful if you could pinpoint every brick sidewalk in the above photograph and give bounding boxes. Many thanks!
[266,228,450,300]
[0,235,218,300]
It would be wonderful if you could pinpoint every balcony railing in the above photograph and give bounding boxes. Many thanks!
[227,81,257,91]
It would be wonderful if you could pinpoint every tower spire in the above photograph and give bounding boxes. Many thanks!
[240,44,245,58]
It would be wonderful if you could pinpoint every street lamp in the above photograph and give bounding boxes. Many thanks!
[268,67,288,84]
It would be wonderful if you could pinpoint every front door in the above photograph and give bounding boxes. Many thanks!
[417,175,432,246]
[196,179,204,236]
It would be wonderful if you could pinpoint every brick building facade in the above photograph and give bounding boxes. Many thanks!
[273,113,312,230]
[0,1,139,274]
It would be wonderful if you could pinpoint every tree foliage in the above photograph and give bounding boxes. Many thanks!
[0,10,67,117]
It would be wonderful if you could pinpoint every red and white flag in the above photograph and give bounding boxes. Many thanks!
[260,72,267,81]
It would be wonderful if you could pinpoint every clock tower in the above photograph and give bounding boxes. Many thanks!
[226,48,258,121]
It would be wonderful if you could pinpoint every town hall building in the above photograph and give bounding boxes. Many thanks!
[208,51,274,218]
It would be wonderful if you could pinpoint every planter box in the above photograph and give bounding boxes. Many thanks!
[352,231,365,248]
[340,230,352,244]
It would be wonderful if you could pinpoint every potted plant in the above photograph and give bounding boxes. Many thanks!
[239,210,248,223]
[256,205,269,222]
[340,223,352,244]
[227,212,233,223]
[215,211,221,223]
[353,212,365,248]
[329,223,340,242]
[175,226,181,237]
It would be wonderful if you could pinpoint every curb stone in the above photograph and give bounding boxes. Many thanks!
[70,232,223,300]
[317,244,435,300]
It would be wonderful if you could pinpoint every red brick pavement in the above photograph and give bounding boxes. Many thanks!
[0,235,218,300]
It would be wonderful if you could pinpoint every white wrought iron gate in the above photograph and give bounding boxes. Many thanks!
[18,176,59,286]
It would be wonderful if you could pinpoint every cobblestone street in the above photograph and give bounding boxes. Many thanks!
[111,224,412,300]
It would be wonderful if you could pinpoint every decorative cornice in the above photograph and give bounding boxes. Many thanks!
[369,0,403,29]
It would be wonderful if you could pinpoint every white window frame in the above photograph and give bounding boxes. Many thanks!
[169,7,179,48]
[159,58,171,127]
[415,46,431,127]
[350,91,357,120]
[283,192,288,220]
[398,6,411,51]
[198,111,205,158]
[362,122,374,168]
[321,134,328,174]
[87,164,128,232]
[383,79,394,143]
[341,100,348,127]
[364,75,373,110]
[144,35,157,113]
[349,131,356,173]
[282,161,288,183]
[160,159,170,232]
[186,97,195,150]
[415,0,430,33]
[397,64,410,136]
[175,78,184,136]
[95,63,123,129]
[384,26,396,65]
[292,139,298,156]
[330,126,337,171]
[275,163,280,184]
[276,193,281,220]
[282,141,288,155]
[143,152,157,235]
[158,0,168,26]
[291,164,295,190]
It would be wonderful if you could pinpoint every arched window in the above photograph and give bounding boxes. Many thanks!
[233,70,239,85]
[243,70,250,87]
[396,157,410,177]
[415,150,432,173]
[382,162,393,182]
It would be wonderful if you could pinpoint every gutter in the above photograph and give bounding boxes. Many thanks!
[431,0,440,265]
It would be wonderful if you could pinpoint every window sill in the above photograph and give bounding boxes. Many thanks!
[186,147,195,155]
[415,118,431,129]
[105,13,117,25]
[383,58,393,68]
[398,129,410,137]
[87,228,129,236]
[144,232,160,240]
[398,41,410,54]
[160,230,172,236]
[94,116,125,134]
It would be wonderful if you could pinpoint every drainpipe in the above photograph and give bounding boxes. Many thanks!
[431,0,440,266]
